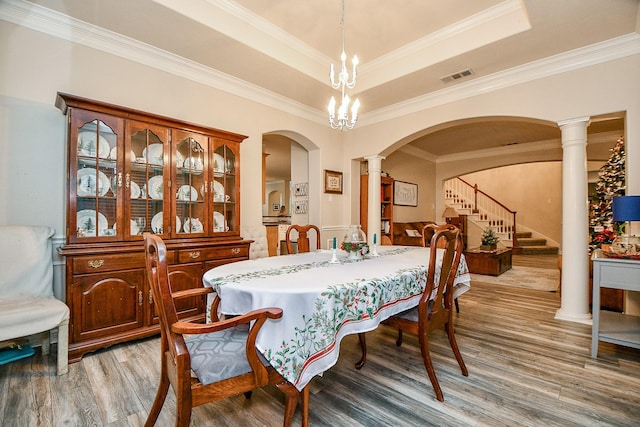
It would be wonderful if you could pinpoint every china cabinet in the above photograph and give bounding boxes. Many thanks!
[56,93,250,362]
[360,175,394,243]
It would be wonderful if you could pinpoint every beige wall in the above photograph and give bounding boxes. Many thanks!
[460,162,563,244]
[381,151,437,223]
[2,20,640,308]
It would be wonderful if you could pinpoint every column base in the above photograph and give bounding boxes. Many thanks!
[554,308,592,325]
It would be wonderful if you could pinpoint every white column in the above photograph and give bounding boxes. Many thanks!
[364,155,384,246]
[555,117,592,324]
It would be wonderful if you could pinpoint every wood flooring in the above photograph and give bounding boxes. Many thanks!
[2,255,639,426]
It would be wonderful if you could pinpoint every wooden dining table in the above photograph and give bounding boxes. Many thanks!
[202,245,471,392]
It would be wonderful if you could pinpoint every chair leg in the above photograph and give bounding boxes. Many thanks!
[454,297,460,313]
[355,333,366,370]
[57,319,69,375]
[300,384,309,427]
[276,381,306,427]
[244,391,253,399]
[396,329,403,347]
[446,321,468,377]
[144,364,170,427]
[41,331,50,356]
[418,333,444,402]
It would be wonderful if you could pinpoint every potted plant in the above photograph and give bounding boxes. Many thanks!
[480,227,499,251]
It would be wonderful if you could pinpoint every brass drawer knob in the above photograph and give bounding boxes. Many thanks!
[189,251,201,259]
[231,248,240,255]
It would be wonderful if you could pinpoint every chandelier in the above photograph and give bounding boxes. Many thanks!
[328,0,360,130]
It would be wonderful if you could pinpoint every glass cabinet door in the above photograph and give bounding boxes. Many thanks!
[212,141,238,234]
[174,131,208,236]
[126,121,170,238]
[71,111,122,243]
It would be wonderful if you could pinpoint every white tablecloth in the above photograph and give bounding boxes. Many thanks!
[203,245,470,390]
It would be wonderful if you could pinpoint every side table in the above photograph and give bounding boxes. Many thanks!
[463,247,512,276]
[591,253,640,358]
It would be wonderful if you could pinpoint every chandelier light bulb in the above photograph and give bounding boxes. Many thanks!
[328,0,359,131]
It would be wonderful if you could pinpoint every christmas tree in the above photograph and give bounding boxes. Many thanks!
[589,137,625,252]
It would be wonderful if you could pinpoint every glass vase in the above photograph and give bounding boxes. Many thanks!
[344,225,367,260]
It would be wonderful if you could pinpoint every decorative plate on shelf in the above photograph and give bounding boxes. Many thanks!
[183,156,204,173]
[151,212,163,233]
[213,180,225,201]
[130,219,139,236]
[147,175,163,200]
[213,153,225,174]
[129,181,141,199]
[183,217,204,233]
[77,168,110,197]
[151,212,181,234]
[108,147,136,162]
[142,143,164,165]
[78,132,110,158]
[213,211,227,232]
[175,151,185,168]
[77,210,108,237]
[176,185,198,201]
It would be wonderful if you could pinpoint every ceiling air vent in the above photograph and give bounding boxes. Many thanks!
[440,68,474,83]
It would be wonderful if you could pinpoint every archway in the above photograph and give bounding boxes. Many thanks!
[262,130,320,253]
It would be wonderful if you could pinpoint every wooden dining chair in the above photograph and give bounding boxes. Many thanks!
[143,234,308,427]
[285,224,320,254]
[422,223,460,313]
[356,224,468,402]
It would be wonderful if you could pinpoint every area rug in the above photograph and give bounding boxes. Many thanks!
[470,266,559,292]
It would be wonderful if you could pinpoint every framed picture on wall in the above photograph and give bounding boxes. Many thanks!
[324,170,343,194]
[393,180,418,206]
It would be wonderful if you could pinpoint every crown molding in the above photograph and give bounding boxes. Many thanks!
[2,0,639,131]
[402,130,620,164]
[361,33,640,127]
[359,0,530,92]
[155,0,329,83]
[397,145,438,162]
[435,138,562,163]
[0,0,324,124]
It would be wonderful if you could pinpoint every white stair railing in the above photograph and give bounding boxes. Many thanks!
[444,177,518,247]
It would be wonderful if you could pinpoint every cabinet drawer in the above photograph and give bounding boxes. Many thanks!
[178,245,248,263]
[73,253,145,274]
[72,251,175,274]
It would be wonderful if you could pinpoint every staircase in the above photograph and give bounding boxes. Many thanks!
[444,178,558,255]
[513,231,558,255]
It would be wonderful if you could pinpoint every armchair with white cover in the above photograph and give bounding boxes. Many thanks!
[0,226,69,374]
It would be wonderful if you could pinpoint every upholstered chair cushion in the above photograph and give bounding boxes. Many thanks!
[185,326,267,385]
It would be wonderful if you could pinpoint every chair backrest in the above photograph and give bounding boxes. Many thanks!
[144,234,183,363]
[420,224,442,248]
[420,224,462,325]
[285,224,320,254]
[381,235,393,245]
[0,226,55,298]
[241,224,269,259]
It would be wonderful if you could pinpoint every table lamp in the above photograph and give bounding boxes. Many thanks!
[611,195,640,256]
[442,207,459,224]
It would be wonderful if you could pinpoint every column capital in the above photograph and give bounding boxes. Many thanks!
[364,155,385,173]
[557,116,590,128]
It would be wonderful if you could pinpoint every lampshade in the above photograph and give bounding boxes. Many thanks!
[442,207,458,218]
[612,196,640,222]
